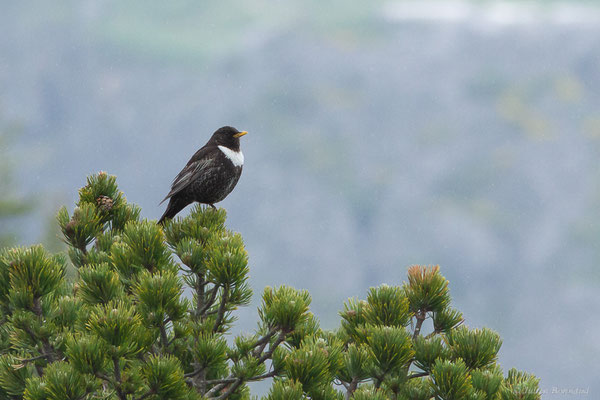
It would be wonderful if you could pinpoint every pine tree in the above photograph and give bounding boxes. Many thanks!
[0,172,540,399]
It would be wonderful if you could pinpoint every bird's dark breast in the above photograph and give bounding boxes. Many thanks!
[186,158,242,205]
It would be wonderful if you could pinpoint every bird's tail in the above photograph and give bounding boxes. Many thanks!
[157,197,187,225]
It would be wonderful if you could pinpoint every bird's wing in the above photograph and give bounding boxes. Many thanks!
[159,146,218,204]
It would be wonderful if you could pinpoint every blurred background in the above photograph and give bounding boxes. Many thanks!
[1,0,598,397]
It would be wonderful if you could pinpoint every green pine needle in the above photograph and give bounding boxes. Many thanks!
[413,335,450,373]
[404,265,451,314]
[143,354,190,399]
[363,284,410,328]
[446,326,502,370]
[259,286,312,332]
[431,359,473,400]
[79,263,124,305]
[364,325,414,380]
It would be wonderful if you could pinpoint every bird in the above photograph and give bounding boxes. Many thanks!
[158,126,247,224]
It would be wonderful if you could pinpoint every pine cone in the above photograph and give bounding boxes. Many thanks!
[64,220,77,238]
[96,195,114,212]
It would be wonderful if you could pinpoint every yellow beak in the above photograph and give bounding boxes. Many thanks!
[233,131,248,138]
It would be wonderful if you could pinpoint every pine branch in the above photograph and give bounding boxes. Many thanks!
[413,310,426,340]
[251,328,277,358]
[159,322,169,350]
[113,356,127,400]
[205,370,277,386]
[203,373,237,396]
[212,286,229,333]
[195,273,206,318]
[199,286,219,316]
[338,380,350,390]
[205,331,287,398]
[189,329,278,395]
[215,371,278,400]
[22,297,59,366]
[12,352,50,378]
[184,367,203,379]
[14,353,50,363]
[345,377,359,400]
[216,380,243,400]
[374,376,383,389]
[404,309,428,376]
[257,331,286,364]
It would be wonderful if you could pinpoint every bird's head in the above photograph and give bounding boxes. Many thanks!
[209,126,248,150]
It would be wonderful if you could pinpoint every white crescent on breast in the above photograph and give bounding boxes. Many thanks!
[218,145,244,167]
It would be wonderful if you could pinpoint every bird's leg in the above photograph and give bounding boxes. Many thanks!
[209,204,217,210]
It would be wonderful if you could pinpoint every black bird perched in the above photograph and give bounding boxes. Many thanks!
[158,126,247,224]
